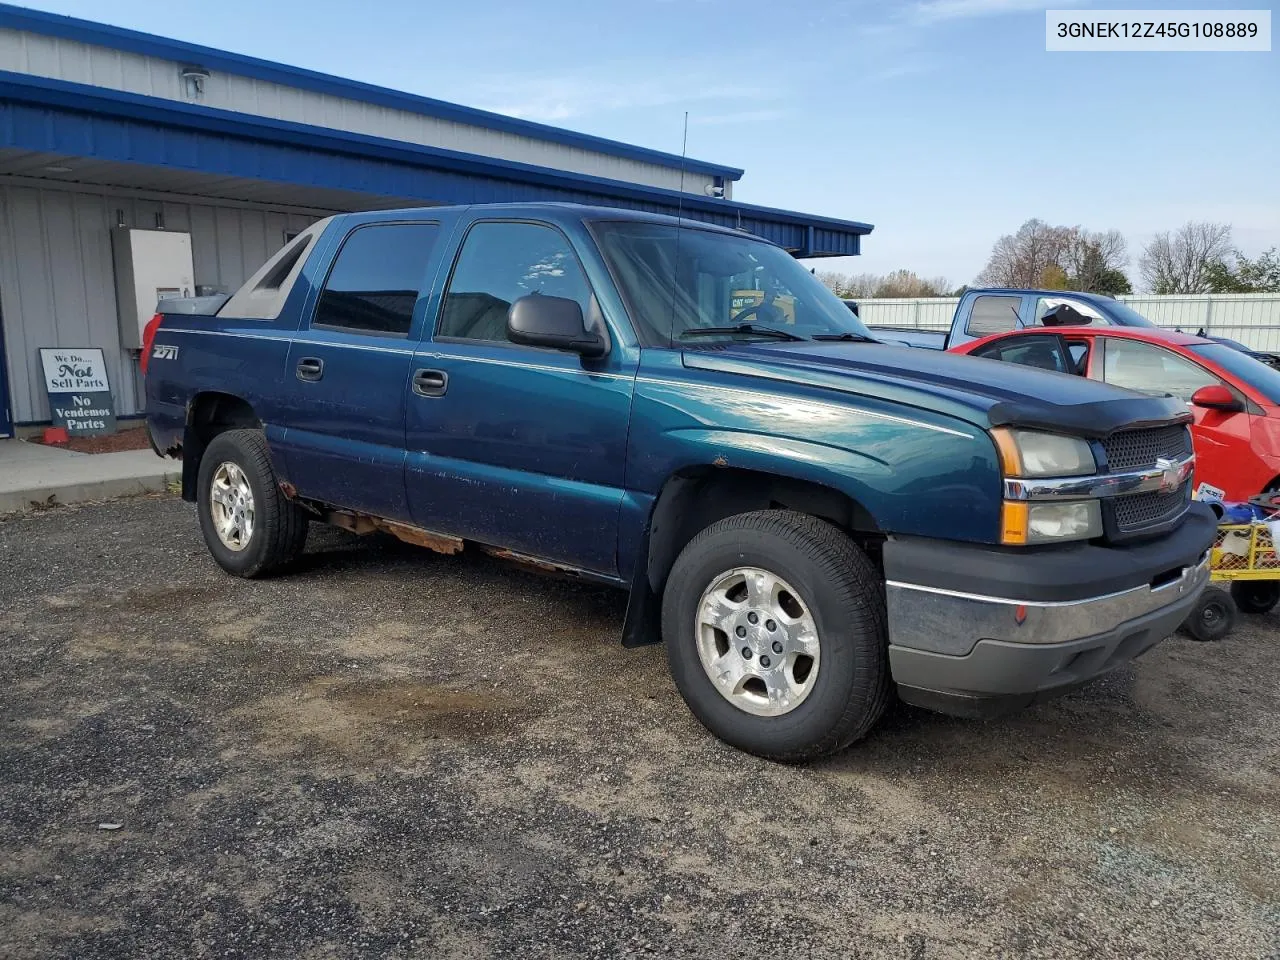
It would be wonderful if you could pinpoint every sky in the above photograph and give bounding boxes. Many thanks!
[16,0,1280,288]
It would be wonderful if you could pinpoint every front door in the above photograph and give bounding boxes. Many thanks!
[1094,337,1251,493]
[278,220,443,520]
[404,219,637,575]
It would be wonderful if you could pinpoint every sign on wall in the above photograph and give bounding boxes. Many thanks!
[38,347,117,436]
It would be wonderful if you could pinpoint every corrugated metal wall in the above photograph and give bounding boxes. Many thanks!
[0,27,722,198]
[858,294,1280,349]
[0,182,318,423]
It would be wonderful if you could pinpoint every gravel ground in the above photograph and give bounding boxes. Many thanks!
[2,496,1278,959]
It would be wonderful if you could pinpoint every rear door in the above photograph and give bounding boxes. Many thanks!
[403,218,638,575]
[278,219,447,520]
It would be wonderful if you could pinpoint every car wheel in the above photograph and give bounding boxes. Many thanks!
[1181,585,1237,642]
[662,509,889,762]
[1230,580,1280,615]
[197,428,308,578]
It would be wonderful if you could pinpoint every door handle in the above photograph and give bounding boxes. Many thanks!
[296,357,324,382]
[412,368,448,398]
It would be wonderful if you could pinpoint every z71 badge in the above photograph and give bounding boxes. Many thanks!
[151,343,179,361]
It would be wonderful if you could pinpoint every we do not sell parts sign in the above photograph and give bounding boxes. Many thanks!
[39,347,117,436]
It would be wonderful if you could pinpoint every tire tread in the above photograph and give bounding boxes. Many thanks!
[666,509,890,762]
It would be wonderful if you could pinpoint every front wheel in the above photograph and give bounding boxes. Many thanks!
[662,510,890,762]
[1230,580,1280,615]
[197,429,308,578]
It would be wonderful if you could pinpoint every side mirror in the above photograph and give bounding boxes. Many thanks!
[1191,384,1243,412]
[1041,303,1093,327]
[507,294,607,358]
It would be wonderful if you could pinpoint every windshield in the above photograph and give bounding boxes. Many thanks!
[591,220,874,345]
[1190,342,1280,404]
[1100,299,1157,328]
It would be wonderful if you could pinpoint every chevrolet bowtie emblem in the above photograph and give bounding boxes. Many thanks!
[1154,456,1189,494]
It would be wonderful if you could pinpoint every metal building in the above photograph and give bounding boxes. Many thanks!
[0,3,873,436]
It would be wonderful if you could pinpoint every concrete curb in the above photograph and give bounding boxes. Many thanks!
[0,441,181,514]
[0,471,179,514]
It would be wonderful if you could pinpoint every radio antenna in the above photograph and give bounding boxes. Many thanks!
[668,111,689,349]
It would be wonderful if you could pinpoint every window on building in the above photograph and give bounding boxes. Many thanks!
[966,295,1023,337]
[313,222,440,336]
[1103,339,1219,401]
[438,221,593,342]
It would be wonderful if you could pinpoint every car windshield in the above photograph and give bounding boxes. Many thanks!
[1100,299,1157,328]
[1190,342,1280,404]
[591,220,874,345]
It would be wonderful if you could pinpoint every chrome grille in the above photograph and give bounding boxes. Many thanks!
[1112,481,1192,533]
[1101,424,1192,471]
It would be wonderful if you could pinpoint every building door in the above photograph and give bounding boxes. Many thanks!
[0,294,11,437]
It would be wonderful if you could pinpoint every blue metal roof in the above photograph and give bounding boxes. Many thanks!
[0,1,744,182]
[0,71,873,257]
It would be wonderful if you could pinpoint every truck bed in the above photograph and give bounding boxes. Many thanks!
[870,326,947,349]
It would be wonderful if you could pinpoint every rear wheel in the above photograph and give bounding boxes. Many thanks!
[662,510,889,762]
[1230,580,1280,615]
[1181,586,1236,642]
[197,429,308,578]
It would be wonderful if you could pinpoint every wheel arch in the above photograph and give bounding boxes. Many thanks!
[182,392,262,502]
[621,465,882,648]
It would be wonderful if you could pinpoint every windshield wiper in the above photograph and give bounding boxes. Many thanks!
[811,332,876,342]
[679,323,806,342]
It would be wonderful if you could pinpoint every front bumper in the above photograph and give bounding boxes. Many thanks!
[883,503,1216,717]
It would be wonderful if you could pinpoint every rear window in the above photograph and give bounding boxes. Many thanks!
[1190,343,1280,403]
[314,222,440,336]
[966,295,1022,336]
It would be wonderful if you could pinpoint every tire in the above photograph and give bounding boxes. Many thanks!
[196,428,308,578]
[1181,585,1237,642]
[661,509,889,762]
[1230,580,1280,615]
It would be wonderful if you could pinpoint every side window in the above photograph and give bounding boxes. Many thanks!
[1103,339,1219,401]
[966,295,1023,337]
[1067,341,1090,375]
[314,222,440,336]
[970,335,1071,374]
[1034,296,1106,326]
[438,221,593,342]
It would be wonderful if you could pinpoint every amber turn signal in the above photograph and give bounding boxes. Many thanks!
[1001,500,1029,545]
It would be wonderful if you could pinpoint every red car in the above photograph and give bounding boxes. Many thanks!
[951,326,1280,502]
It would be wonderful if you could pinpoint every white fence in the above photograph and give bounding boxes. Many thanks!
[857,293,1280,352]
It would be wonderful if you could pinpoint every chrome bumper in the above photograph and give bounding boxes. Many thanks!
[886,550,1210,654]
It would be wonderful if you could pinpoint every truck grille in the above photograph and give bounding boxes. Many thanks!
[1112,481,1193,534]
[1101,424,1192,471]
[1100,424,1194,538]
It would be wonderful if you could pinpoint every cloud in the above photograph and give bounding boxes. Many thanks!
[692,109,785,126]
[458,72,774,123]
[909,0,1084,24]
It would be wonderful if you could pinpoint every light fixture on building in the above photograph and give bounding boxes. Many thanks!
[180,65,210,99]
[44,164,73,174]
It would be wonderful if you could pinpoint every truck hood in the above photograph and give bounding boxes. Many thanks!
[683,341,1190,437]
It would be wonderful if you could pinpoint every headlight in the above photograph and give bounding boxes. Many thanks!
[992,428,1095,478]
[1002,500,1103,545]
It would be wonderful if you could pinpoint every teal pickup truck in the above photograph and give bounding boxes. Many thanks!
[145,203,1216,760]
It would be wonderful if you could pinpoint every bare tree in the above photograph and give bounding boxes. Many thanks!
[976,219,1074,288]
[976,220,1132,294]
[873,270,951,298]
[1062,229,1129,294]
[1139,221,1233,294]
[815,270,948,299]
